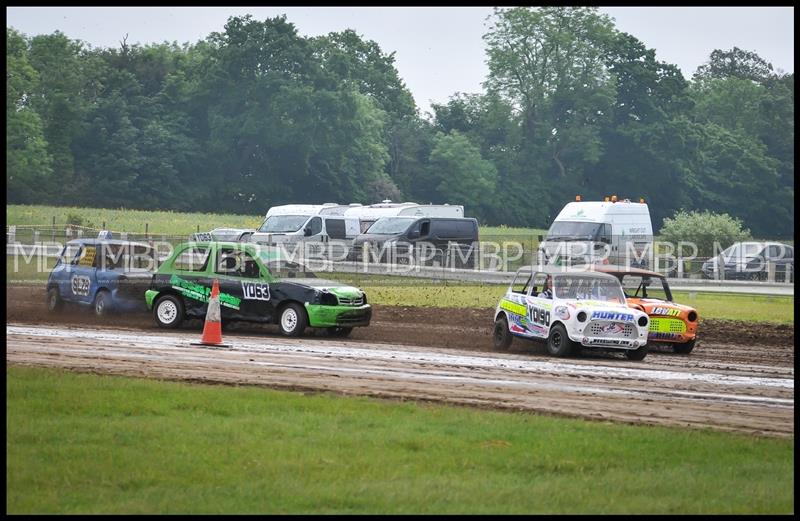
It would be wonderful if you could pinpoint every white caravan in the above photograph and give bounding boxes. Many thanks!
[344,201,465,233]
[538,197,653,269]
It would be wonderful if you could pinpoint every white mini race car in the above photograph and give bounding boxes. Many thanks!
[493,268,651,360]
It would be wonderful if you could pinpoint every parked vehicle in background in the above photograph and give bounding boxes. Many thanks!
[701,242,794,281]
[492,267,651,360]
[249,204,361,256]
[592,265,699,354]
[538,196,653,269]
[192,228,255,242]
[145,241,371,337]
[350,216,479,268]
[46,234,158,316]
[343,201,465,234]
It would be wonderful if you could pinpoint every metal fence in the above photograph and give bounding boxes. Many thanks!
[6,224,793,284]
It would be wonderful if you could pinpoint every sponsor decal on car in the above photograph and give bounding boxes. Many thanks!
[590,310,634,321]
[169,274,241,310]
[600,322,626,335]
[650,332,681,340]
[500,299,527,316]
[651,306,681,316]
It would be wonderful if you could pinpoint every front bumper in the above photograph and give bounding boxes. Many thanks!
[306,303,372,328]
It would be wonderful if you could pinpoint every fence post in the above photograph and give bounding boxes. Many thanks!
[102,221,106,230]
[51,216,56,242]
[145,222,149,239]
[34,230,40,246]
[7,225,15,244]
[677,257,684,278]
[767,261,775,282]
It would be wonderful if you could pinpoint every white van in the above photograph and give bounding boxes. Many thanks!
[538,197,653,269]
[250,204,361,251]
[344,201,465,233]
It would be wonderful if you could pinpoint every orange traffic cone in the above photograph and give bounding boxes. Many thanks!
[192,279,230,348]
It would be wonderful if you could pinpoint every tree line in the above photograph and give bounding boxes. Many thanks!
[6,7,794,237]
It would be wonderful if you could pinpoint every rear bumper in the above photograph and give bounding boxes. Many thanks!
[306,304,372,328]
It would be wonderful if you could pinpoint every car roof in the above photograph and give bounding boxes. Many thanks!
[589,264,664,279]
[66,239,153,248]
[515,265,622,280]
[178,241,285,260]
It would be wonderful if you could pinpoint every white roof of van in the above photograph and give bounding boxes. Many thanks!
[265,204,338,217]
[555,201,650,222]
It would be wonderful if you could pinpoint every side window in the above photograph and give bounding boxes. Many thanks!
[599,223,612,243]
[61,244,83,266]
[309,217,322,236]
[419,220,431,237]
[172,246,210,272]
[531,273,549,297]
[216,248,261,278]
[325,218,347,240]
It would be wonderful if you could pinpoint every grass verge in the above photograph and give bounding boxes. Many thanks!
[6,366,794,514]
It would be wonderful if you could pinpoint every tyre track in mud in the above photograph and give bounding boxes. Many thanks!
[6,283,795,437]
[6,323,793,438]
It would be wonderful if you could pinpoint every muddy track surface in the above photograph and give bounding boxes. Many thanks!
[6,284,794,437]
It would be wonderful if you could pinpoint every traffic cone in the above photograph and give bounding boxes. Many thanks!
[192,279,230,348]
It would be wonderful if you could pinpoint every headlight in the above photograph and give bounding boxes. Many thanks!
[687,311,697,322]
[320,291,338,306]
[361,292,368,305]
[577,311,587,322]
[637,316,649,327]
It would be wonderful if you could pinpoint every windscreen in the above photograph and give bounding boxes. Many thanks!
[366,217,416,235]
[546,221,602,241]
[553,275,625,302]
[258,215,309,233]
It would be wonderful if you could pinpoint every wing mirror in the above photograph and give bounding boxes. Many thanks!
[408,230,420,240]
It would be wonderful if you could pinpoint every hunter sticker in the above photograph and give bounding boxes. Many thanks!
[242,281,270,301]
[71,275,91,296]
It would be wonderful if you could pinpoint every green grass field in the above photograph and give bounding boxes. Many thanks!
[6,366,793,514]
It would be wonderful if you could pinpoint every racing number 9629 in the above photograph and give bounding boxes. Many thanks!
[528,306,550,326]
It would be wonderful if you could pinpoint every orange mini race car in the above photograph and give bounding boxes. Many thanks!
[591,266,699,354]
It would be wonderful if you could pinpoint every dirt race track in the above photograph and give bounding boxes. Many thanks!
[6,285,795,438]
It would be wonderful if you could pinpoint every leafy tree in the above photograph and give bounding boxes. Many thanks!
[428,131,497,221]
[659,210,751,258]
[693,47,775,84]
[7,28,54,202]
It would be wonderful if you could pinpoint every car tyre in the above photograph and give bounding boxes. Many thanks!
[279,303,308,337]
[154,294,184,329]
[47,287,63,313]
[493,315,513,350]
[93,289,111,317]
[546,323,577,357]
[327,326,353,338]
[673,339,696,354]
[625,345,649,361]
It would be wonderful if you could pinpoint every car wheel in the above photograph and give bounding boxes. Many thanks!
[673,339,696,354]
[154,294,184,329]
[546,323,576,357]
[625,345,649,361]
[93,289,111,317]
[47,287,63,312]
[327,326,353,338]
[493,315,513,350]
[279,303,308,337]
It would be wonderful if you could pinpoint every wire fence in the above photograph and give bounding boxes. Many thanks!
[6,224,793,283]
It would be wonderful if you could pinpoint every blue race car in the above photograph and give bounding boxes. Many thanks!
[46,235,159,316]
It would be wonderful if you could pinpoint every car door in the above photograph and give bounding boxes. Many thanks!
[213,245,273,322]
[523,272,552,339]
[167,244,214,318]
[69,244,99,305]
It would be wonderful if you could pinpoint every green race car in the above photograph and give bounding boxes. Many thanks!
[145,241,371,337]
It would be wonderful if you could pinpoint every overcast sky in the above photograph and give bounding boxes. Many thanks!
[6,6,795,116]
